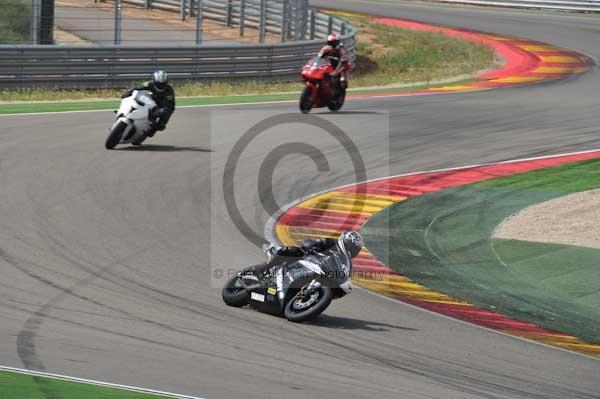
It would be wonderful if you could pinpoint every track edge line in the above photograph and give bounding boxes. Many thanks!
[0,365,207,399]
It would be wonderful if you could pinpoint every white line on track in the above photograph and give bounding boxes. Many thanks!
[0,365,207,399]
[264,147,600,362]
[0,88,460,118]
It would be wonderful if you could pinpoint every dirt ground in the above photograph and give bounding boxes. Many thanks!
[54,27,93,45]
[494,189,600,249]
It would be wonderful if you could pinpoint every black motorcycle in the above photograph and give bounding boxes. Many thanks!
[221,249,353,322]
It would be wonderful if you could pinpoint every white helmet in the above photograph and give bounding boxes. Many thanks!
[338,230,363,258]
[153,70,168,91]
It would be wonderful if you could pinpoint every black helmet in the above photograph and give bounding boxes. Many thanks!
[338,230,363,258]
[327,33,340,49]
[153,70,168,91]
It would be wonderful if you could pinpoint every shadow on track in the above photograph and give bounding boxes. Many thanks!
[307,315,419,332]
[329,110,386,115]
[118,144,213,152]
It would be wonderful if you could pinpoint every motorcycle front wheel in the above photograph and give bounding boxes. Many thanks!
[284,286,333,322]
[105,121,128,150]
[222,276,250,307]
[300,86,313,114]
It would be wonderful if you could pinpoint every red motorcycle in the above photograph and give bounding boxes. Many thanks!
[299,56,347,114]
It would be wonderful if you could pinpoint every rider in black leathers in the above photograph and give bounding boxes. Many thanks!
[122,70,175,136]
[247,231,363,276]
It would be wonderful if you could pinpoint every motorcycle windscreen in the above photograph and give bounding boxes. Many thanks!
[307,57,332,68]
[134,90,156,108]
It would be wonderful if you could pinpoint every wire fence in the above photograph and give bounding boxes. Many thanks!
[15,0,335,45]
[0,0,357,88]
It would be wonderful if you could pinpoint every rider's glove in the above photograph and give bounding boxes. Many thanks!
[265,244,280,263]
[301,238,320,252]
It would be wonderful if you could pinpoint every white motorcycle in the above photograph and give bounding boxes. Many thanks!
[105,90,158,150]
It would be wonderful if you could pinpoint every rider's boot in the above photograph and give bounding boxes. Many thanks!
[340,74,348,90]
[147,124,158,137]
[244,262,272,275]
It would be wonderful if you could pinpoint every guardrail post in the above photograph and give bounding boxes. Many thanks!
[309,9,315,40]
[259,0,266,43]
[287,2,293,40]
[114,0,122,44]
[280,0,288,42]
[39,0,54,44]
[145,0,150,9]
[195,0,203,44]
[327,15,333,35]
[299,0,308,40]
[239,0,246,36]
[265,45,273,77]
[180,0,186,21]
[226,0,233,26]
[31,0,40,44]
[294,0,300,40]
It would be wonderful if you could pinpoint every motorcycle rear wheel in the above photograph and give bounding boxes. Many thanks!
[300,86,313,114]
[222,276,250,307]
[105,121,127,150]
[327,87,346,112]
[284,286,333,322]
[132,135,147,146]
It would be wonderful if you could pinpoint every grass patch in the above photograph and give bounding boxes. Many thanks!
[0,0,31,44]
[477,158,600,192]
[348,15,495,86]
[0,15,495,103]
[0,370,183,399]
[362,158,600,344]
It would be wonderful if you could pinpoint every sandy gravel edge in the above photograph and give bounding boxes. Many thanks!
[494,189,600,249]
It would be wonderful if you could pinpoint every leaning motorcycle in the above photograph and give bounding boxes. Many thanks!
[299,56,347,114]
[105,90,158,149]
[222,249,353,322]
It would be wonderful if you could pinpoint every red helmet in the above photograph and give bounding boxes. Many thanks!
[327,33,340,48]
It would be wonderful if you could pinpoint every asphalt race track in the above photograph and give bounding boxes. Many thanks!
[2,1,600,398]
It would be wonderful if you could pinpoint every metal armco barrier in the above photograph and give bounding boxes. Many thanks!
[0,1,356,88]
[439,0,600,12]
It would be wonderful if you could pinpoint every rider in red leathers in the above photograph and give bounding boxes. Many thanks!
[318,33,350,89]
